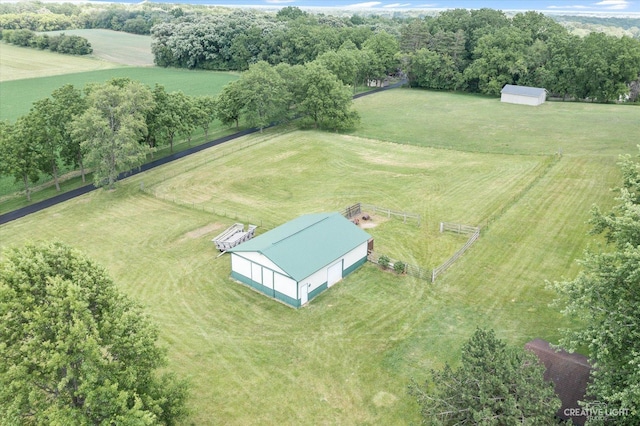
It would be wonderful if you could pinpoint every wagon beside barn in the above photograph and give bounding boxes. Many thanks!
[228,212,372,308]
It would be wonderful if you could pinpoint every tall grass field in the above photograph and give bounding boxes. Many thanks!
[1,85,637,423]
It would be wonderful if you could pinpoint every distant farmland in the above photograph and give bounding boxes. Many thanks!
[0,29,239,122]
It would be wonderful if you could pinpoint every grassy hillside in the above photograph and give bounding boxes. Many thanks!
[0,89,633,424]
[0,29,153,84]
[44,29,155,66]
[354,89,640,156]
[0,42,121,82]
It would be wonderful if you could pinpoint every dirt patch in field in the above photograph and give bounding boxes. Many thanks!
[184,223,224,239]
[352,212,390,229]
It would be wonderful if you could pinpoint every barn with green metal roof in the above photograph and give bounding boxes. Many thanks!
[227,212,373,308]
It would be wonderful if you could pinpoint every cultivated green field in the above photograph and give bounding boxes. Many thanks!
[0,88,634,424]
[0,29,239,122]
[0,66,239,123]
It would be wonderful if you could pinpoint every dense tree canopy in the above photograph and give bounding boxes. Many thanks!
[410,328,560,425]
[70,78,154,189]
[551,151,640,424]
[0,241,189,424]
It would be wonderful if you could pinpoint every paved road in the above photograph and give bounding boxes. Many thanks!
[0,80,406,226]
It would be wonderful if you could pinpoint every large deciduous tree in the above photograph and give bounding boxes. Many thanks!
[409,328,560,425]
[1,116,43,201]
[216,81,243,129]
[52,84,88,183]
[0,241,189,425]
[236,61,289,131]
[298,62,359,131]
[551,151,640,424]
[71,78,154,189]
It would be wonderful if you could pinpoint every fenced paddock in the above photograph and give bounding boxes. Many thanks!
[368,222,480,283]
[432,223,480,282]
[367,251,431,281]
[341,202,420,226]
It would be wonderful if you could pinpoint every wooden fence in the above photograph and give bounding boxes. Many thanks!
[367,251,432,281]
[341,202,420,226]
[139,186,274,230]
[431,222,480,282]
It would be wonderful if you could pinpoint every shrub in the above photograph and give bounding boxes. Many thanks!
[394,260,406,274]
[378,255,390,269]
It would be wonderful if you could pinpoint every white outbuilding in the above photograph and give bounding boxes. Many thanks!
[227,212,372,308]
[500,84,546,106]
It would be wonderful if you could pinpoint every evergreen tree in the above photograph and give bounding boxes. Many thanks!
[410,328,560,425]
[551,151,640,424]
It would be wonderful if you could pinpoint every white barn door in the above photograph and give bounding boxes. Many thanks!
[327,261,343,287]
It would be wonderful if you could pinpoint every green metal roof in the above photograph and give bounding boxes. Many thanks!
[229,212,371,282]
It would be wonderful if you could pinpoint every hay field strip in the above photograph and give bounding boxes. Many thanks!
[44,29,155,67]
[0,43,121,83]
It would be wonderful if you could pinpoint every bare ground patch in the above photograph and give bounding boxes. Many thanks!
[184,223,224,239]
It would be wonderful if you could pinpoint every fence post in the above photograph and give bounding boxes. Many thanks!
[440,222,444,233]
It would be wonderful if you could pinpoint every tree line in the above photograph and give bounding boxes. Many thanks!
[0,60,358,200]
[2,3,639,101]
[151,7,640,103]
[1,29,92,55]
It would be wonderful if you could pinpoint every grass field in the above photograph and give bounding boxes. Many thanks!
[0,66,239,123]
[0,88,634,424]
[44,29,155,67]
[0,29,239,122]
[0,29,153,84]
[0,42,122,83]
[354,89,640,156]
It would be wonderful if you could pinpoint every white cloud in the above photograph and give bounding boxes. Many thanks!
[265,0,295,3]
[383,3,412,7]
[547,4,589,8]
[346,2,382,8]
[594,0,630,9]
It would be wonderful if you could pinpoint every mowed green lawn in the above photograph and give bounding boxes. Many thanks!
[354,88,640,156]
[0,90,635,424]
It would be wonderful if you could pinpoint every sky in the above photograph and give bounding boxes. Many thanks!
[174,0,640,14]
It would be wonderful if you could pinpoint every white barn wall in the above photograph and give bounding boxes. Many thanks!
[501,92,545,106]
[501,93,537,106]
[299,242,368,295]
[239,251,287,275]
[301,267,330,294]
[274,273,297,299]
[343,242,368,269]
[231,254,252,278]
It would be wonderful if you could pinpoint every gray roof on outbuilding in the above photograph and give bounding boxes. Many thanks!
[501,84,546,97]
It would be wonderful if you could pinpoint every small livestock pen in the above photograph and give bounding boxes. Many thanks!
[228,212,372,308]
